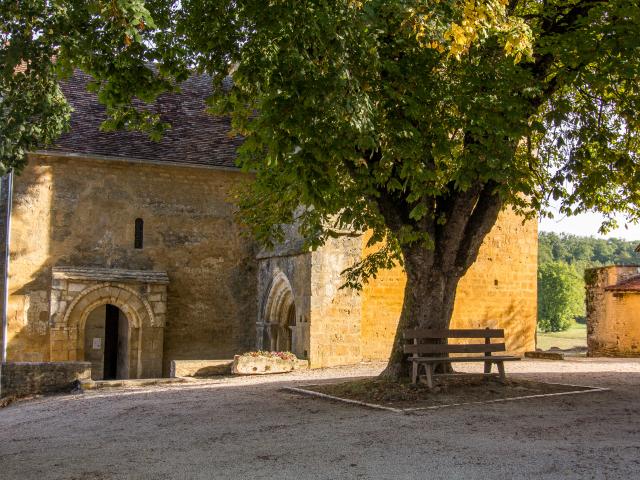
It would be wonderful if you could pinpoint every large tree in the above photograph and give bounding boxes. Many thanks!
[2,1,640,377]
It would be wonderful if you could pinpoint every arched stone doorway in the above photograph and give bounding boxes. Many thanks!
[84,304,130,380]
[49,267,169,379]
[269,301,295,352]
[258,272,306,358]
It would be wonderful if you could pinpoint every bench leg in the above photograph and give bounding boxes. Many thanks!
[484,359,492,374]
[411,361,419,384]
[424,364,434,390]
[497,361,506,384]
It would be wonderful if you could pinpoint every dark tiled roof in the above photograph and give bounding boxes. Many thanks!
[605,276,640,292]
[48,70,240,168]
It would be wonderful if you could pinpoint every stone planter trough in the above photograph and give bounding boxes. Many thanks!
[231,354,296,375]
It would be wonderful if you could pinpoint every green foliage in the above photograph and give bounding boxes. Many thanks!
[3,0,640,292]
[537,261,584,333]
[539,232,640,270]
[537,232,640,331]
[0,0,189,173]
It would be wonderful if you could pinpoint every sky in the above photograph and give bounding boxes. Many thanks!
[539,210,640,241]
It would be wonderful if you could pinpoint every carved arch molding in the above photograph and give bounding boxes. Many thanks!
[257,271,308,358]
[48,266,169,379]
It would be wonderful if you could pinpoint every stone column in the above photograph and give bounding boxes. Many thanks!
[255,323,265,350]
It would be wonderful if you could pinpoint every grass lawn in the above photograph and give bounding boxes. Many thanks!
[537,322,587,351]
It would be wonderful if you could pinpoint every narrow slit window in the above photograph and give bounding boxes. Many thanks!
[134,218,144,249]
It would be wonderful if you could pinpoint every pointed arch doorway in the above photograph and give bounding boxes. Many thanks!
[258,272,307,358]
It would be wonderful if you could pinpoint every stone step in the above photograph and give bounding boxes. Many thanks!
[80,377,187,390]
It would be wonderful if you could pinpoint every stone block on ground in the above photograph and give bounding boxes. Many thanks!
[294,359,310,370]
[525,351,564,360]
[170,360,233,377]
[231,354,296,375]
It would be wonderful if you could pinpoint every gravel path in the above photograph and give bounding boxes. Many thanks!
[1,358,640,479]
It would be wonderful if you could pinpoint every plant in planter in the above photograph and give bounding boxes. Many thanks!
[232,351,298,375]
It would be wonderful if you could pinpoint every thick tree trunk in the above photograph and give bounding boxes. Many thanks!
[376,180,504,381]
[379,245,462,380]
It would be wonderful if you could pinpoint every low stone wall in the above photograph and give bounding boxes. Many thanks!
[169,360,233,378]
[1,361,92,398]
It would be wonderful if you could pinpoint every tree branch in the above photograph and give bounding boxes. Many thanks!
[454,181,503,273]
[435,182,484,270]
[528,0,607,96]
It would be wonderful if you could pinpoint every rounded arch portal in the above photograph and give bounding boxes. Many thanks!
[84,303,130,380]
[62,284,156,379]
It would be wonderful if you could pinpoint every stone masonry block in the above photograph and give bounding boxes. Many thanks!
[68,282,87,293]
[153,302,167,314]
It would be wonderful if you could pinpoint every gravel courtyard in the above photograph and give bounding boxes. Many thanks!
[2,358,640,480]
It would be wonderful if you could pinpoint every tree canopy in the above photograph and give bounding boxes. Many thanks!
[3,1,640,374]
[4,2,640,233]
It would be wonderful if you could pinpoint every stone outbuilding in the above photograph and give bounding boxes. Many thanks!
[586,266,640,357]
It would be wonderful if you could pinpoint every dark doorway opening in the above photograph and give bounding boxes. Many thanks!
[103,304,120,380]
[284,303,295,352]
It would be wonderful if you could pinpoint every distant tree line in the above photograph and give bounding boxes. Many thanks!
[538,232,640,332]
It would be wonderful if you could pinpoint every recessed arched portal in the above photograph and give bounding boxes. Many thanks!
[84,304,130,380]
[49,269,168,379]
[259,272,306,358]
[58,283,159,379]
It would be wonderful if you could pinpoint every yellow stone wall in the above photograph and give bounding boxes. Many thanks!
[308,236,363,368]
[6,153,539,373]
[5,154,257,374]
[360,208,538,360]
[587,266,640,357]
[6,161,53,361]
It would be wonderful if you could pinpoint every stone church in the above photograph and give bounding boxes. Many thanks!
[0,71,538,380]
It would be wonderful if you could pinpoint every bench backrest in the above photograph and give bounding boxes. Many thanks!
[403,328,506,356]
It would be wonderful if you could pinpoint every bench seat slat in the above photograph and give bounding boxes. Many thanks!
[404,343,506,354]
[403,328,504,339]
[409,355,520,363]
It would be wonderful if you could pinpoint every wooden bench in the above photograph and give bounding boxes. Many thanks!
[403,328,520,388]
